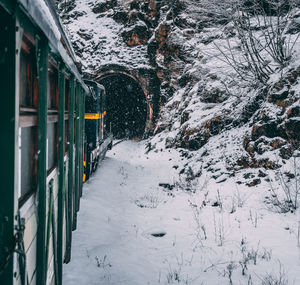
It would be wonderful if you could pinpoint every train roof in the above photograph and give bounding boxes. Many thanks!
[16,0,88,93]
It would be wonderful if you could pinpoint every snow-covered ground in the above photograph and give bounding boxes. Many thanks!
[63,140,300,285]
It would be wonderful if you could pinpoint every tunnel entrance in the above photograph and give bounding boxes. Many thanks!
[98,73,148,139]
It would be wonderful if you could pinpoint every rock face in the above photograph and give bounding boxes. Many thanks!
[91,0,118,14]
[121,21,150,46]
[245,67,300,162]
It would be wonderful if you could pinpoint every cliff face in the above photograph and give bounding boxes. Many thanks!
[57,0,300,185]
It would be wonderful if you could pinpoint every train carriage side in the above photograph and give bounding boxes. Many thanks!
[0,1,87,285]
[83,81,113,182]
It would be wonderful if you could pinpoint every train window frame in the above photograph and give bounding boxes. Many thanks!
[47,122,59,172]
[47,59,59,174]
[65,77,70,112]
[18,30,39,206]
[65,77,70,153]
[48,60,59,111]
[19,31,38,110]
[74,90,77,141]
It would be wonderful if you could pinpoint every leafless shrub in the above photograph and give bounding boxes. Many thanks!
[227,187,248,214]
[213,213,226,246]
[95,254,112,282]
[260,262,289,285]
[134,191,164,208]
[164,262,190,284]
[166,267,181,284]
[175,174,209,194]
[266,156,300,213]
[95,254,112,269]
[199,0,300,84]
[224,262,237,285]
[216,189,223,212]
[234,187,246,207]
[239,239,272,276]
[190,201,208,245]
[188,182,209,246]
[249,210,258,228]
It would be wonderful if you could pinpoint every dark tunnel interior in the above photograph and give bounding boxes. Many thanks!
[98,74,148,139]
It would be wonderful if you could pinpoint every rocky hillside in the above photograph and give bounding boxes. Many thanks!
[57,0,300,188]
[150,0,300,189]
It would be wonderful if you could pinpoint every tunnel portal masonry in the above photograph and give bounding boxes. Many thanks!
[89,64,160,138]
[99,74,147,138]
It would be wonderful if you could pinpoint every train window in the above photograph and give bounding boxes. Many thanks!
[65,78,70,111]
[47,61,59,172]
[86,85,97,113]
[74,118,76,141]
[74,92,77,141]
[65,120,69,152]
[19,126,38,205]
[19,33,38,108]
[47,122,58,172]
[48,65,59,110]
[65,79,70,152]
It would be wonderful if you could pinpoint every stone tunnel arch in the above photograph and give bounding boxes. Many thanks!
[91,64,161,138]
[98,72,148,138]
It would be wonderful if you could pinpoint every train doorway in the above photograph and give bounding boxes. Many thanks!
[98,73,148,139]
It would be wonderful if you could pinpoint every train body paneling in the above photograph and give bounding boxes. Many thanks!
[83,81,113,182]
[0,1,110,285]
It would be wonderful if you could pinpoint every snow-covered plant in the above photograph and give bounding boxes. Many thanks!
[134,191,164,208]
[249,210,258,228]
[165,264,182,284]
[267,156,300,213]
[260,262,289,285]
[94,254,112,282]
[216,189,223,212]
[213,213,226,246]
[95,254,112,269]
[190,202,208,246]
[224,262,237,285]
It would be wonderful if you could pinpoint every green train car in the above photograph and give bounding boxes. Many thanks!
[83,81,113,182]
[0,0,108,284]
